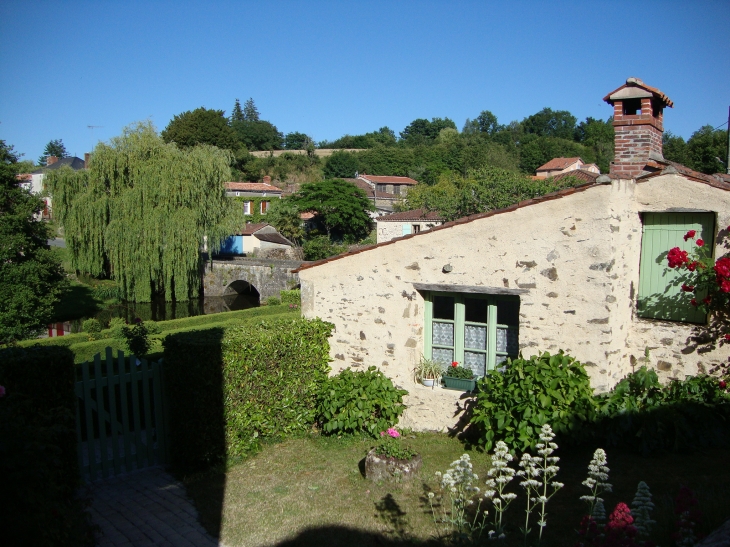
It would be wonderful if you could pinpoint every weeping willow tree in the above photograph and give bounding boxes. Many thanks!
[47,122,239,302]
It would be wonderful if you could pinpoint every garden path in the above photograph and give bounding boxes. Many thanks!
[86,466,220,547]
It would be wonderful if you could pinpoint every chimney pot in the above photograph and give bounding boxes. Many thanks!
[84,153,90,168]
[262,175,271,184]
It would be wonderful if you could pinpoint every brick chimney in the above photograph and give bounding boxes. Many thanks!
[47,156,58,166]
[604,77,673,178]
[84,153,90,168]
[262,175,271,184]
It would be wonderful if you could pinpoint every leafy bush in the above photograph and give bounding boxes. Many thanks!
[318,366,408,437]
[108,317,126,339]
[0,346,93,546]
[82,318,101,334]
[122,320,150,356]
[302,235,347,261]
[594,367,730,453]
[145,320,161,335]
[265,297,281,306]
[470,351,597,451]
[164,318,334,472]
[279,289,301,306]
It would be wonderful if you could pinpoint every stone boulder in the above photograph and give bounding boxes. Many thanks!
[364,448,422,481]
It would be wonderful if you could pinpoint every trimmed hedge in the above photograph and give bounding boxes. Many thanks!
[0,346,93,546]
[163,317,334,473]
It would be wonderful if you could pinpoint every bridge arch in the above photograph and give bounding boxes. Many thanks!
[203,258,306,300]
[223,279,259,298]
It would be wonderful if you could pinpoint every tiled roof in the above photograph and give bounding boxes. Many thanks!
[300,212,316,220]
[639,160,730,190]
[358,174,419,185]
[603,77,674,108]
[225,182,282,193]
[550,169,600,184]
[536,157,583,172]
[255,232,292,246]
[240,222,269,235]
[344,178,399,199]
[293,167,730,274]
[376,208,443,222]
[16,173,32,181]
[31,156,85,174]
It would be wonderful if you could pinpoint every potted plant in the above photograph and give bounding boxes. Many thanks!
[442,361,477,392]
[365,428,422,481]
[414,357,444,387]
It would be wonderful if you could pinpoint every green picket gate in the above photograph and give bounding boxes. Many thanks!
[75,347,167,481]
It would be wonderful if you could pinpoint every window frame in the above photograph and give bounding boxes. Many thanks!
[243,201,252,215]
[423,291,520,377]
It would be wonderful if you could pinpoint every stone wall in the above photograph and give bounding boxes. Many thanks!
[377,220,442,244]
[298,174,730,431]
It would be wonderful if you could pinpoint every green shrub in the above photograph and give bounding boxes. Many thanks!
[302,235,347,261]
[265,297,281,306]
[82,318,101,334]
[595,367,730,453]
[164,318,334,472]
[108,317,126,339]
[470,351,597,452]
[145,320,161,335]
[280,289,301,305]
[317,366,408,437]
[122,321,151,356]
[0,346,93,546]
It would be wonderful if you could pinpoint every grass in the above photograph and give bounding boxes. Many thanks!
[180,433,730,547]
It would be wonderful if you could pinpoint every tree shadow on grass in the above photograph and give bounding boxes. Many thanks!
[51,282,105,322]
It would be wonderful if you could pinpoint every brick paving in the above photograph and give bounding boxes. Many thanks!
[87,466,219,547]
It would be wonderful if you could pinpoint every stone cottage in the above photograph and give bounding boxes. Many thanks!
[295,78,730,431]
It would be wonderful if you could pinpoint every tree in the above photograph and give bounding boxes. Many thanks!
[404,167,584,221]
[37,139,68,166]
[46,122,238,302]
[232,119,283,151]
[290,178,374,241]
[323,150,359,178]
[266,198,305,244]
[518,136,592,174]
[243,98,260,122]
[161,107,238,150]
[574,117,614,174]
[662,130,689,166]
[230,98,244,123]
[476,110,502,136]
[284,132,311,150]
[0,141,66,343]
[686,125,727,174]
[400,117,457,145]
[521,108,577,140]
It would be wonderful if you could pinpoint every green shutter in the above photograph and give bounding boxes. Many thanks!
[638,212,714,323]
[402,224,412,236]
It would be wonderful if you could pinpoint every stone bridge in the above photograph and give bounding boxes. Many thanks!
[202,257,307,301]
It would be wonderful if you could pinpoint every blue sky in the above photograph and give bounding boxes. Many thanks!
[1,0,728,162]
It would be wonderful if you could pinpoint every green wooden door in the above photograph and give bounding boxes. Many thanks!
[637,212,714,323]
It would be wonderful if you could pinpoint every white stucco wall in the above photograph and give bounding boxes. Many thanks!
[298,174,730,431]
[377,221,443,244]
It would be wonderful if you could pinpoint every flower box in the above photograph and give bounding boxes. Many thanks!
[442,376,476,392]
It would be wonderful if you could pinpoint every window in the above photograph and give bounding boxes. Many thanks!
[637,212,714,323]
[402,224,412,236]
[243,201,252,215]
[412,224,421,234]
[424,293,519,377]
[260,200,269,214]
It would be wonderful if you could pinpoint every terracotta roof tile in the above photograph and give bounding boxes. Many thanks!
[343,178,399,199]
[536,157,583,172]
[603,77,673,108]
[376,209,444,222]
[225,182,282,193]
[358,174,419,185]
[550,169,600,184]
[240,222,269,235]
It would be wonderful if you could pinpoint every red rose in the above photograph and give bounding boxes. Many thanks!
[720,381,727,389]
[714,257,730,277]
[724,334,730,341]
[681,284,695,292]
[451,361,458,368]
[691,299,698,306]
[703,296,712,305]
[720,279,730,293]
[667,247,689,268]
[696,238,704,247]
[684,230,696,241]
[688,261,698,272]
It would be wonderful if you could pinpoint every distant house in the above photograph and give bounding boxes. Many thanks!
[219,222,293,257]
[343,178,400,215]
[535,157,599,179]
[225,176,282,216]
[376,209,444,243]
[23,155,87,219]
[357,174,419,198]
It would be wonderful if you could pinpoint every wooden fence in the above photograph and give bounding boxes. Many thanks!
[75,348,167,481]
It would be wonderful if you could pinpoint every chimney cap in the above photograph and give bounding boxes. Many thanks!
[603,77,673,108]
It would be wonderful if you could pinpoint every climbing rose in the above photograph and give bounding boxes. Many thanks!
[690,299,698,307]
[714,257,730,278]
[667,247,689,268]
[703,296,712,305]
[720,279,730,293]
[681,284,695,292]
[725,334,730,341]
[720,381,727,389]
[696,238,704,247]
[687,261,699,272]
[684,230,696,241]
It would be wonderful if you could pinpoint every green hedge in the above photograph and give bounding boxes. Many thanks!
[163,317,334,473]
[0,346,93,546]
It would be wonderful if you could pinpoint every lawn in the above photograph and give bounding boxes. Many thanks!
[181,433,730,547]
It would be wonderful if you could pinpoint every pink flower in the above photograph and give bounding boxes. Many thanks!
[684,230,696,241]
[0,385,5,397]
[386,428,400,438]
[696,238,705,247]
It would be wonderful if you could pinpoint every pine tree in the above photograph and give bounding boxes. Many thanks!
[243,98,260,122]
[37,139,68,166]
[231,98,244,123]
[45,122,239,302]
